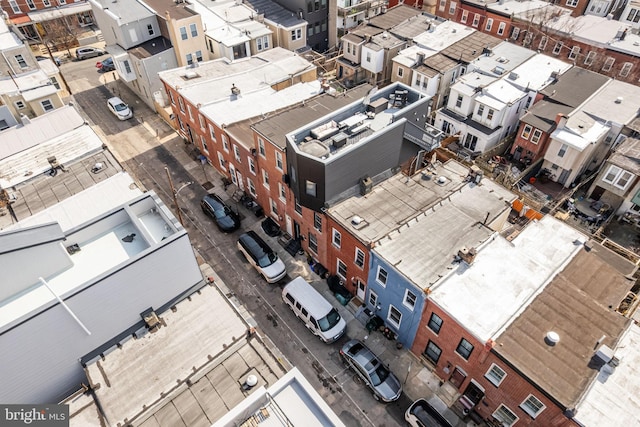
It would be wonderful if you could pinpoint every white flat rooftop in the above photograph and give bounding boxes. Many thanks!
[413,21,474,52]
[552,117,609,151]
[469,41,536,77]
[580,79,640,126]
[575,323,640,427]
[430,215,586,342]
[505,54,571,92]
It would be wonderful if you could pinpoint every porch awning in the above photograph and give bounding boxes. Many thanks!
[11,15,32,25]
[28,2,92,23]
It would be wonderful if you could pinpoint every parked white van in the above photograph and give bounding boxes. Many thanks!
[282,277,347,343]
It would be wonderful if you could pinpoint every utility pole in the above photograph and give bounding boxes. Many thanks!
[165,167,192,226]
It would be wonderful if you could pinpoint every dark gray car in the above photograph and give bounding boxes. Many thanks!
[200,194,241,232]
[340,339,402,402]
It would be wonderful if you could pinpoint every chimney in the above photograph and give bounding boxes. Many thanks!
[231,84,240,95]
[416,52,425,65]
[555,113,568,128]
[20,114,31,125]
[457,247,477,265]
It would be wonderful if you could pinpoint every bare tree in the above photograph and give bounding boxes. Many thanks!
[41,15,78,58]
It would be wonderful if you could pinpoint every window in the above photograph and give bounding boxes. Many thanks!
[248,157,256,174]
[190,23,198,37]
[314,213,322,231]
[472,13,480,27]
[9,0,20,13]
[270,198,278,216]
[291,28,302,41]
[511,27,520,40]
[208,124,216,142]
[306,180,316,197]
[455,95,463,108]
[50,77,60,90]
[195,50,203,63]
[258,138,266,157]
[620,62,633,77]
[355,248,365,268]
[369,290,378,308]
[198,114,205,129]
[493,405,518,426]
[602,57,615,72]
[256,36,269,51]
[439,0,446,12]
[388,305,402,328]
[521,395,545,418]
[485,18,493,32]
[627,8,640,22]
[307,0,313,12]
[295,198,302,215]
[403,289,417,310]
[449,2,456,15]
[523,32,533,47]
[262,170,269,187]
[584,51,596,65]
[178,97,185,112]
[424,341,442,364]
[459,10,468,23]
[247,179,256,196]
[455,338,474,360]
[566,0,578,6]
[123,60,131,74]
[217,152,226,170]
[26,0,35,9]
[43,0,51,6]
[397,67,404,78]
[41,99,54,111]
[15,55,27,69]
[275,151,283,170]
[485,364,507,386]
[337,259,347,279]
[187,105,193,121]
[487,109,494,120]
[497,22,506,35]
[558,143,568,158]
[14,100,25,110]
[521,124,532,139]
[477,104,484,117]
[366,52,371,63]
[538,36,547,50]
[603,165,633,189]
[222,134,229,152]
[427,313,443,334]
[180,27,188,40]
[552,42,563,55]
[531,129,542,144]
[233,145,241,162]
[147,24,154,36]
[309,233,318,253]
[332,229,341,247]
[201,137,209,153]
[232,43,247,59]
[568,46,580,60]
[463,134,477,151]
[376,266,388,286]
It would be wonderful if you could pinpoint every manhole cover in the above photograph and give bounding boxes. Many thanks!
[202,181,214,190]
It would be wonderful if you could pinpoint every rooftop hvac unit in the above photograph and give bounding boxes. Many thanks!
[360,176,373,195]
[594,344,615,364]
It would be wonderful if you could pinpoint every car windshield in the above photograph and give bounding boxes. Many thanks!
[369,363,390,386]
[257,251,277,268]
[114,103,128,112]
[213,206,227,219]
[317,308,341,332]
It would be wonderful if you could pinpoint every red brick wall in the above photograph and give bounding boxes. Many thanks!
[324,217,370,295]
[510,122,552,163]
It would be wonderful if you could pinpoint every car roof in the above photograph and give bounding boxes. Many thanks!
[108,97,125,105]
[202,194,224,209]
[239,231,271,254]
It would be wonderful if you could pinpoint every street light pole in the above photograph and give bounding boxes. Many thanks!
[165,167,192,226]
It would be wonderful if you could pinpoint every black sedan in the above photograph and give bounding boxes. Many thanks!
[200,194,241,232]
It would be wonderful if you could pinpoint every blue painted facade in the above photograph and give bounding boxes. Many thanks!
[365,250,425,348]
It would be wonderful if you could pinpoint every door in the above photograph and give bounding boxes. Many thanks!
[356,279,366,301]
[236,171,244,191]
[229,163,237,185]
[285,215,293,236]
[449,367,467,389]
[294,221,300,240]
[558,168,571,186]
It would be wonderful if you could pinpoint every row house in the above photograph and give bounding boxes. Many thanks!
[0,20,65,128]
[586,136,640,218]
[336,0,387,39]
[434,71,528,157]
[466,41,535,79]
[282,83,443,295]
[158,47,319,208]
[243,0,309,52]
[542,79,640,188]
[510,67,609,165]
[2,0,95,49]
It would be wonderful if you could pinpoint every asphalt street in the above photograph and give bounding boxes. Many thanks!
[59,56,412,426]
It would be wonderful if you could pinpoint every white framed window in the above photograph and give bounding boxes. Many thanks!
[43,0,51,6]
[449,2,456,14]
[388,305,402,328]
[187,105,193,121]
[397,66,404,78]
[196,50,203,63]
[472,13,480,27]
[180,27,188,40]
[9,0,20,13]
[332,229,341,248]
[222,134,229,152]
[603,165,633,189]
[337,259,347,279]
[620,62,633,77]
[511,27,520,40]
[568,46,580,60]
[485,18,493,32]
[477,104,484,117]
[558,143,568,158]
[584,51,596,66]
[403,289,417,310]
[295,198,302,215]
[314,212,322,231]
[258,138,266,157]
[306,180,317,197]
[247,178,256,196]
[178,97,185,112]
[523,32,533,47]
[566,0,578,6]
[627,8,640,23]
[147,24,154,36]
[291,28,302,41]
[278,183,286,201]
[256,35,269,51]
[497,22,506,35]
[248,157,256,175]
[369,289,378,308]
[308,233,318,253]
[201,137,209,153]
[455,95,463,108]
[198,114,205,129]
[521,124,532,139]
[461,10,468,23]
[41,99,54,111]
[270,197,278,216]
[531,129,542,144]
[485,363,507,386]
[14,100,26,110]
[493,405,518,426]
[552,42,563,55]
[190,23,198,37]
[538,36,547,50]
[26,0,35,9]
[15,55,27,69]
[275,151,283,171]
[438,0,446,12]
[376,266,388,286]
[487,109,494,120]
[262,170,269,188]
[209,124,217,142]
[602,57,615,72]
[233,145,241,162]
[355,248,365,268]
[217,152,226,170]
[520,395,546,418]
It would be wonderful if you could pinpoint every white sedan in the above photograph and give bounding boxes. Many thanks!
[107,97,133,120]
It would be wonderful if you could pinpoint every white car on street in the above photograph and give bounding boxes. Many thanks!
[107,97,133,120]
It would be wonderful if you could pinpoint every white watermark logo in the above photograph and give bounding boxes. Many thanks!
[2,405,67,426]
